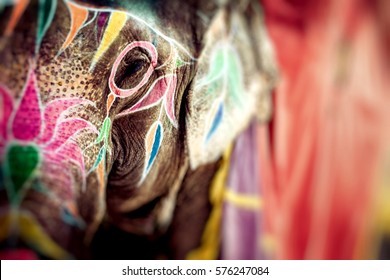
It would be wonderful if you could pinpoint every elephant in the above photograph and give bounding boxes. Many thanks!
[0,0,276,259]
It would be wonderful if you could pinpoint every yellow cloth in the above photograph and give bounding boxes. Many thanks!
[186,146,232,260]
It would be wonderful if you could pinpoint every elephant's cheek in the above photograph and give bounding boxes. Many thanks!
[0,146,102,259]
[105,193,161,236]
[19,190,86,258]
[104,180,167,236]
[0,187,86,259]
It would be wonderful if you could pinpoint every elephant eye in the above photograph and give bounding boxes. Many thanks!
[114,48,151,89]
[122,58,147,76]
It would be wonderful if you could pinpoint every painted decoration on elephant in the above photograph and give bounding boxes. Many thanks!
[55,1,192,185]
[0,0,276,262]
[108,41,158,98]
[0,0,238,258]
[1,68,93,205]
[1,0,195,192]
[194,43,244,144]
[0,0,239,213]
[0,63,99,257]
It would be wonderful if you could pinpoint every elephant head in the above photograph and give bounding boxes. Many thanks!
[0,0,276,259]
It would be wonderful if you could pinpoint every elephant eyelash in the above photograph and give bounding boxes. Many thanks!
[122,58,147,77]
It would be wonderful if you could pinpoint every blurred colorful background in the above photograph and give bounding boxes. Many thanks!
[228,0,390,259]
[0,0,389,260]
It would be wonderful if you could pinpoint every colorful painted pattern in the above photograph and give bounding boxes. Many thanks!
[0,66,97,258]
[0,0,196,253]
[195,44,245,144]
[0,0,254,259]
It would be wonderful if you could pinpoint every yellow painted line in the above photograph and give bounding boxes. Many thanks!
[90,11,127,70]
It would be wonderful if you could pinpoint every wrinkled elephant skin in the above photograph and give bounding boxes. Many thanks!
[0,0,276,259]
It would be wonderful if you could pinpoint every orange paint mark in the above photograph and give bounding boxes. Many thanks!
[97,160,105,194]
[4,0,30,36]
[106,93,116,114]
[60,2,89,51]
[64,201,79,217]
[145,122,158,156]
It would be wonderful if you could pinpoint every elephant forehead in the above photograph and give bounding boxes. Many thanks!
[73,0,158,12]
[70,0,203,29]
[70,0,217,53]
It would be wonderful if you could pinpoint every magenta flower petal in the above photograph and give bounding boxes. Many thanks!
[0,85,14,140]
[12,70,42,141]
[38,98,93,144]
[57,140,85,173]
[41,155,75,201]
[116,75,175,118]
[44,119,95,151]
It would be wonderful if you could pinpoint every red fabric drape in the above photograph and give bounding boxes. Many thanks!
[260,0,390,259]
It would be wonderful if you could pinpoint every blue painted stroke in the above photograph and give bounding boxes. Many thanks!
[89,145,106,173]
[146,123,162,173]
[205,101,224,143]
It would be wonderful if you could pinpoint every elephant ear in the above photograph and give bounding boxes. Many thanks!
[186,0,277,169]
